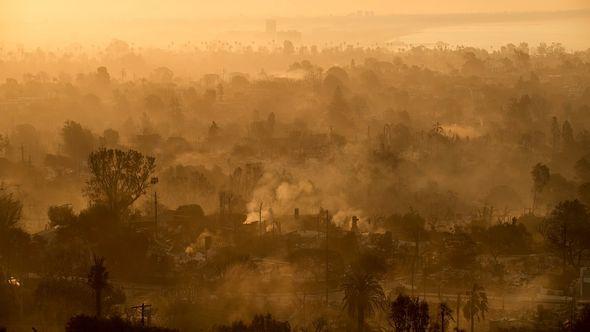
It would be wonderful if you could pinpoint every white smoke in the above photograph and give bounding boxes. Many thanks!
[244,168,319,224]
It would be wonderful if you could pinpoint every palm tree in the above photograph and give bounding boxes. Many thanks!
[462,284,488,332]
[388,294,430,332]
[408,297,429,332]
[87,255,109,317]
[439,302,454,332]
[341,269,385,332]
[389,294,411,332]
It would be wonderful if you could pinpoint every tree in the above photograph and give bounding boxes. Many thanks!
[541,200,590,270]
[0,270,18,321]
[388,294,411,332]
[408,297,429,332]
[85,148,155,220]
[215,313,290,332]
[400,211,428,296]
[283,40,295,55]
[95,66,110,85]
[48,204,77,228]
[325,66,349,83]
[551,116,561,151]
[579,183,590,207]
[0,188,22,230]
[311,317,328,332]
[462,52,485,75]
[0,227,30,280]
[62,121,95,162]
[341,269,385,332]
[481,219,532,263]
[34,277,94,322]
[462,284,488,332]
[0,188,28,277]
[573,305,590,332]
[99,129,120,148]
[250,314,291,332]
[87,255,109,318]
[145,94,165,113]
[66,315,178,332]
[327,86,353,131]
[575,157,590,183]
[562,120,574,148]
[387,294,430,332]
[438,302,454,332]
[531,163,550,214]
[151,66,174,83]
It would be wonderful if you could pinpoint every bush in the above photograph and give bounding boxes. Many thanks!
[215,314,291,332]
[65,315,178,332]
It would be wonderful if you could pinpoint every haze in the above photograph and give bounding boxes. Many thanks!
[2,0,590,47]
[2,1,590,332]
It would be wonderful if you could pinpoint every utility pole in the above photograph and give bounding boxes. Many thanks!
[131,303,152,326]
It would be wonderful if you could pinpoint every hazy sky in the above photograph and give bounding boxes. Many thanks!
[3,0,589,20]
[1,0,589,47]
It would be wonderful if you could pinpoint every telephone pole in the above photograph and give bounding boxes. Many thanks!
[131,303,152,326]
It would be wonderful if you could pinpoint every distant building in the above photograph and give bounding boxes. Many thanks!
[265,19,277,35]
[267,19,301,42]
[220,19,302,44]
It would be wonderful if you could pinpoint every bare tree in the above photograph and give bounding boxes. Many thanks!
[85,148,155,220]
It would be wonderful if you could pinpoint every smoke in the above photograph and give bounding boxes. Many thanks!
[242,143,374,229]
[441,124,483,138]
[244,168,320,224]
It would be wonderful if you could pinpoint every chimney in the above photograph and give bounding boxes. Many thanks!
[351,216,359,233]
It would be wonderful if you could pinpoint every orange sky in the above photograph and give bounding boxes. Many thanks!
[1,0,589,47]
[3,0,589,20]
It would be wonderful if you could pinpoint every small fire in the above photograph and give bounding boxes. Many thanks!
[8,277,21,287]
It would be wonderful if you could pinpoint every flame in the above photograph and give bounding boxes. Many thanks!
[8,277,21,287]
